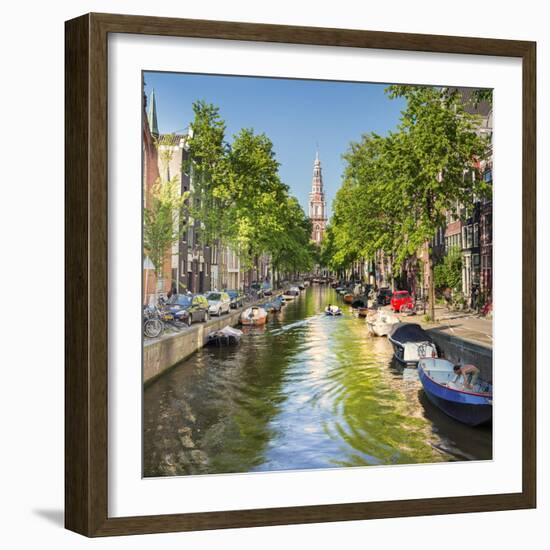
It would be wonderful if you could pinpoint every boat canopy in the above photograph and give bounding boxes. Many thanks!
[389,323,433,343]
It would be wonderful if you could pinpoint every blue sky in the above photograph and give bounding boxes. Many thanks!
[143,72,406,218]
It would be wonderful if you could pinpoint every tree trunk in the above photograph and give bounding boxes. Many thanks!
[427,242,436,320]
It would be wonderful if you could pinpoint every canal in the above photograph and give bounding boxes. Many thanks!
[143,286,492,477]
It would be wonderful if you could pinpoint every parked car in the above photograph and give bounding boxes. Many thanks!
[226,289,244,309]
[376,287,393,305]
[390,290,413,313]
[206,291,231,316]
[167,294,209,325]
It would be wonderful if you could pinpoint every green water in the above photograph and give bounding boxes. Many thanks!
[143,286,492,477]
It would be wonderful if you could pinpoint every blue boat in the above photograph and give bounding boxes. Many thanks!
[418,358,492,426]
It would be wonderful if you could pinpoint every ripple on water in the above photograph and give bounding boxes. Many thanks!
[143,287,492,476]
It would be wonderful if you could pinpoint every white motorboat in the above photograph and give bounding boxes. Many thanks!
[325,305,342,316]
[240,306,268,326]
[367,310,400,336]
[388,323,438,365]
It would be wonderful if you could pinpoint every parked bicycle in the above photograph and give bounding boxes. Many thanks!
[143,305,163,338]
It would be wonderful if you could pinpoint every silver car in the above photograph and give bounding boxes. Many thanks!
[206,291,231,316]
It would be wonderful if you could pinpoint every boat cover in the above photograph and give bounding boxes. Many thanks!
[389,323,433,343]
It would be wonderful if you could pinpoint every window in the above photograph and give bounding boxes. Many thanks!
[465,226,473,249]
[473,223,479,247]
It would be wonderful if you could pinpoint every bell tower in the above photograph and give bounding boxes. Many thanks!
[308,151,327,244]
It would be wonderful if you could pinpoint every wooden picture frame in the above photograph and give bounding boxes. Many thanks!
[65,12,536,537]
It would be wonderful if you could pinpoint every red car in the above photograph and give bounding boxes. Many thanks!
[391,290,413,313]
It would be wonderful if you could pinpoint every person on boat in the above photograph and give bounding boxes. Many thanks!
[453,364,480,390]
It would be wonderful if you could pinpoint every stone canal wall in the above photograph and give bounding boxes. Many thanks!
[144,308,244,384]
[144,294,283,385]
[427,328,493,383]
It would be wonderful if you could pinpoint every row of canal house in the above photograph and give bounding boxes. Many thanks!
[142,90,270,304]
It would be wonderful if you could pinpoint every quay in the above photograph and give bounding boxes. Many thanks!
[143,296,276,384]
[395,305,493,382]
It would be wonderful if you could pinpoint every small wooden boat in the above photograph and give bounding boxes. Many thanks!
[388,323,438,365]
[367,310,399,336]
[207,326,243,346]
[351,297,368,309]
[343,293,354,304]
[284,286,300,297]
[418,358,492,426]
[325,305,342,316]
[357,306,369,317]
[240,306,268,326]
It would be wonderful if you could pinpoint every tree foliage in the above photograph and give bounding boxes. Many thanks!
[329,86,491,317]
[185,100,315,277]
[434,246,463,291]
[143,176,188,277]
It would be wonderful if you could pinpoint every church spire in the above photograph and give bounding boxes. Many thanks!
[148,89,159,138]
[309,152,327,245]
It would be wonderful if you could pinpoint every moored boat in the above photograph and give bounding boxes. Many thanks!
[388,323,438,365]
[351,296,368,309]
[261,300,282,313]
[284,286,300,297]
[240,306,268,326]
[206,326,243,346]
[418,358,492,426]
[357,306,369,317]
[367,310,400,336]
[343,293,354,304]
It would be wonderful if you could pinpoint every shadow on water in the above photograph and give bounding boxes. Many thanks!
[143,286,492,477]
[417,390,493,461]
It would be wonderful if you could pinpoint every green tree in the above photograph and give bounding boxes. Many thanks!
[384,85,490,318]
[186,100,233,246]
[143,176,188,281]
[434,246,463,291]
[185,101,315,284]
[227,128,287,267]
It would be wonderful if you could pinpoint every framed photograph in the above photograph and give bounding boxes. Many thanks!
[65,13,536,536]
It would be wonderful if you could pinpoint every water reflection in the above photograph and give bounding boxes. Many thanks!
[143,286,492,477]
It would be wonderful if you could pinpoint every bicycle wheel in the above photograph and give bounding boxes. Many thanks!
[144,318,163,338]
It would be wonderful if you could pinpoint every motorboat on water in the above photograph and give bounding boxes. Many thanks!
[418,358,492,426]
[388,323,438,365]
[343,293,354,304]
[367,310,400,336]
[240,306,268,326]
[325,305,342,316]
[206,326,243,347]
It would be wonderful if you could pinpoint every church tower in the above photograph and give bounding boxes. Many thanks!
[147,88,159,138]
[309,152,327,244]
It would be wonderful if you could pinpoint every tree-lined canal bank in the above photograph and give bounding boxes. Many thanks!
[143,286,492,477]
